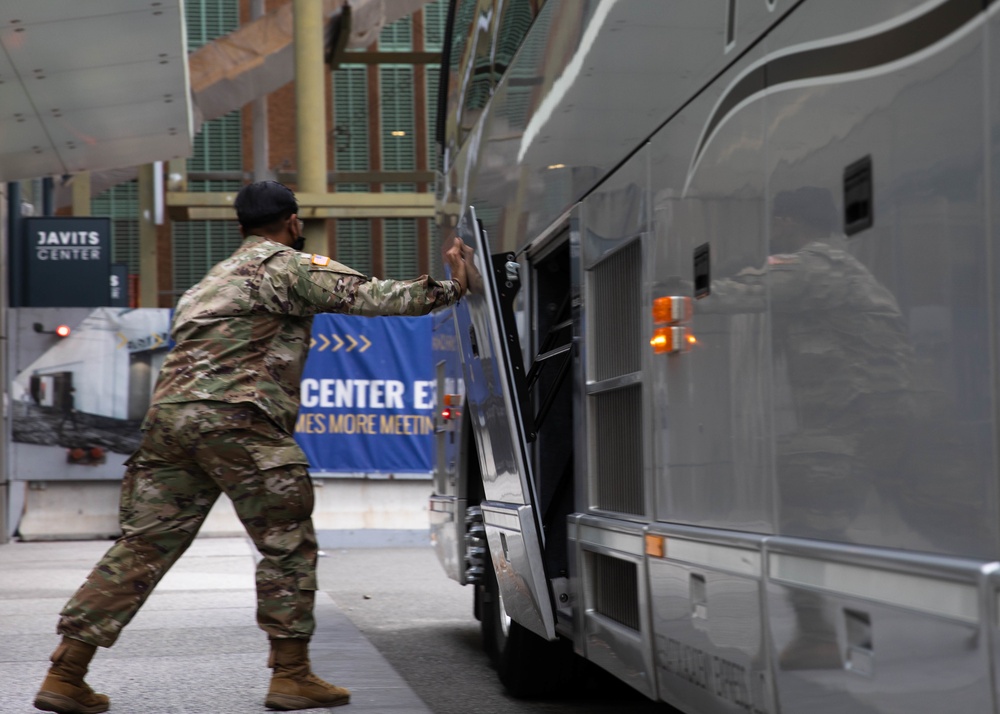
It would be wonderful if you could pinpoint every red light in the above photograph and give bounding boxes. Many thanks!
[441,407,453,420]
[55,324,71,338]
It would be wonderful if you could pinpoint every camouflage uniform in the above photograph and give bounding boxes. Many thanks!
[707,240,914,532]
[58,235,461,647]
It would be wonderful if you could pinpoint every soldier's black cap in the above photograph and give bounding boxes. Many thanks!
[234,180,299,229]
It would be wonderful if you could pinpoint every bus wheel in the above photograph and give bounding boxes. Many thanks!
[480,550,510,668]
[481,552,572,697]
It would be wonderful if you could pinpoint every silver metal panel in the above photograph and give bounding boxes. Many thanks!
[770,553,979,624]
[766,539,992,713]
[584,570,656,700]
[758,0,998,556]
[481,501,555,640]
[579,147,651,520]
[456,206,533,506]
[665,537,761,579]
[981,11,1000,705]
[0,0,191,182]
[986,565,1000,711]
[443,1,730,257]
[430,309,466,585]
[647,526,772,714]
[428,494,464,583]
[648,40,774,533]
[451,206,556,640]
[575,516,657,700]
[576,521,645,557]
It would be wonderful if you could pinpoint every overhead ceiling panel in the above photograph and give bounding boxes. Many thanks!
[0,0,192,183]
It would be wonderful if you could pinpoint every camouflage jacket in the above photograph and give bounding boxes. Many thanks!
[704,240,914,427]
[151,235,461,433]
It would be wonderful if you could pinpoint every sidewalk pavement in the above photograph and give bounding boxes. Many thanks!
[0,536,433,714]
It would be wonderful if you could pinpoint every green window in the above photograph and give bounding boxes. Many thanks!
[184,0,239,50]
[380,65,416,172]
[423,0,448,52]
[383,218,418,278]
[379,15,413,51]
[425,65,441,172]
[334,64,370,191]
[337,219,373,276]
[91,181,140,273]
[172,0,243,297]
[334,64,371,256]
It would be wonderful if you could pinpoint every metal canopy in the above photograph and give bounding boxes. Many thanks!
[0,1,193,183]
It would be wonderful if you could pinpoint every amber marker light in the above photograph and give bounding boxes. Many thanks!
[650,328,672,354]
[55,324,71,337]
[652,295,693,325]
[652,297,673,325]
[651,326,693,355]
[645,534,665,558]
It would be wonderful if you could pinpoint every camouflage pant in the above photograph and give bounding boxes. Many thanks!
[57,401,318,648]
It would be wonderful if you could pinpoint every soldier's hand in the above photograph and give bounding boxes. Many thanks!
[443,236,469,297]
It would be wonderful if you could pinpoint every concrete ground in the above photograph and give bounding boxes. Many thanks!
[0,537,432,714]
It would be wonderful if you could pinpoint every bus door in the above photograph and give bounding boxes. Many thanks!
[454,206,556,641]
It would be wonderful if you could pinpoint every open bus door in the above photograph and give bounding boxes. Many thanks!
[454,206,557,642]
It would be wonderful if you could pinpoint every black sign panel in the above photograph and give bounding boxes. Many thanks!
[109,263,129,308]
[22,217,112,307]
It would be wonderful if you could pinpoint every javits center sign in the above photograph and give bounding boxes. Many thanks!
[20,217,111,307]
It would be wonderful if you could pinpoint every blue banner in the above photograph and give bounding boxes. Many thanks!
[295,314,435,473]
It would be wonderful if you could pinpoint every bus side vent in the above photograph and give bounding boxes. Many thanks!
[590,552,640,631]
[592,384,643,514]
[587,239,644,516]
[588,240,642,382]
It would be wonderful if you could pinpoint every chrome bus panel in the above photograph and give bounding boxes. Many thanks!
[428,494,463,583]
[758,0,999,559]
[430,306,467,585]
[765,537,993,713]
[647,40,774,536]
[571,514,657,700]
[454,206,557,640]
[432,0,1000,708]
[480,501,555,640]
[986,565,1000,712]
[645,524,773,714]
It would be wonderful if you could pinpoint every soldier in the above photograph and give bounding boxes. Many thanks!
[707,187,914,535]
[34,180,469,713]
[705,186,915,670]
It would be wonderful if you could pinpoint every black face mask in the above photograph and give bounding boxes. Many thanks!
[292,236,305,251]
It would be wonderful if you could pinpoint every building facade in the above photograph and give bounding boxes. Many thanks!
[94,0,446,305]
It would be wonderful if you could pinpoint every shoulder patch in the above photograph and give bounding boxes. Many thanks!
[299,253,366,278]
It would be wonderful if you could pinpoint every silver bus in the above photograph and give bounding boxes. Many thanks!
[428,1,1000,711]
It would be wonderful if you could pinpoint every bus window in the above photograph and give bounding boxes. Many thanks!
[439,0,548,159]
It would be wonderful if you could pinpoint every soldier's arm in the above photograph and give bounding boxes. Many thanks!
[288,254,462,317]
[700,255,814,314]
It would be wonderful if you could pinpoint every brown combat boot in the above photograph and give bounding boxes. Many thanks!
[265,638,350,710]
[34,637,110,714]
